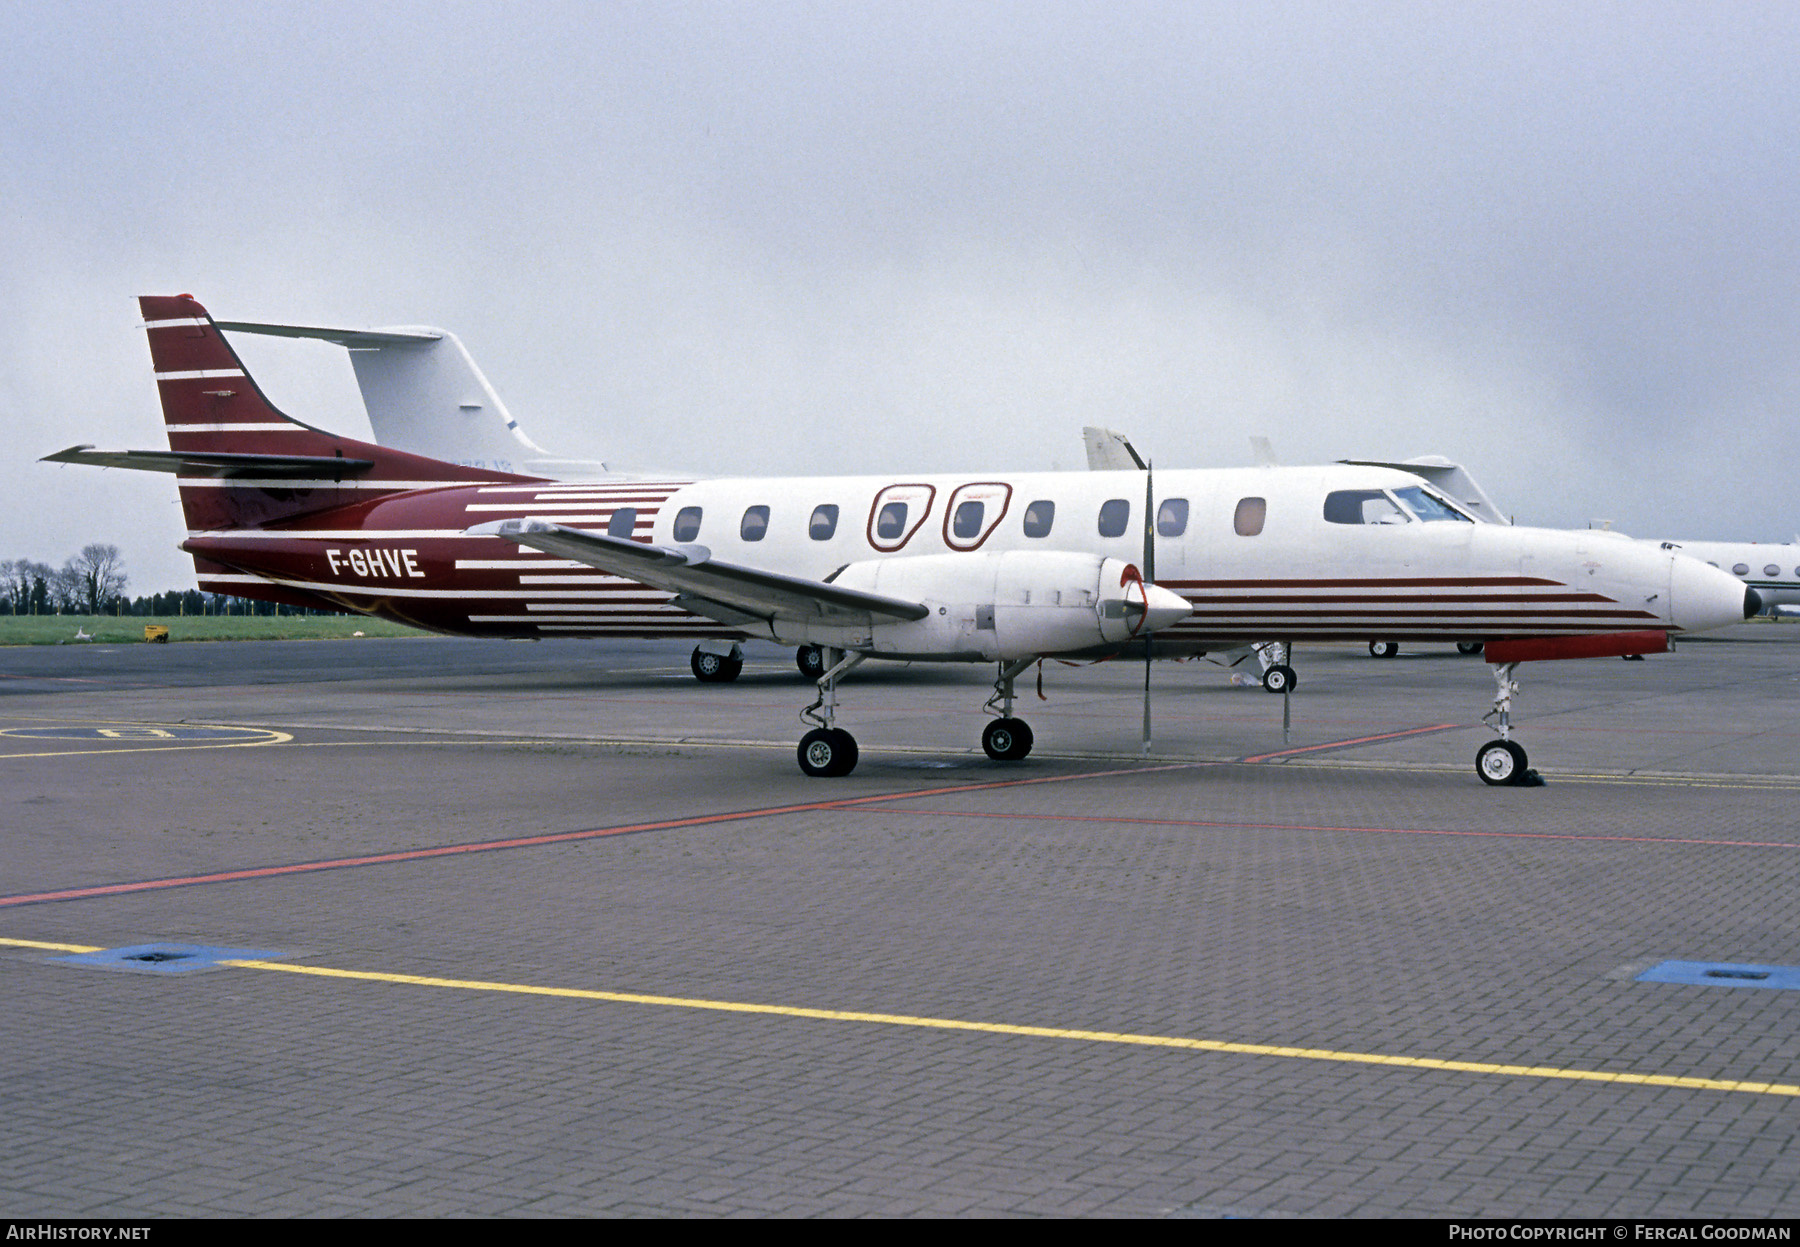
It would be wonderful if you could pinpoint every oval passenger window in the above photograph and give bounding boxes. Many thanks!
[1235,497,1266,537]
[876,502,908,540]
[672,507,702,542]
[810,505,839,541]
[953,500,984,540]
[1097,499,1130,538]
[1156,498,1189,537]
[741,506,770,542]
[1733,563,1750,576]
[1022,500,1055,538]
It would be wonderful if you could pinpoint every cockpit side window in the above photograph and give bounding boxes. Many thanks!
[1324,489,1409,525]
[1393,486,1473,522]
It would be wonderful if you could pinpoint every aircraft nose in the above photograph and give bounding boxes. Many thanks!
[1668,554,1755,633]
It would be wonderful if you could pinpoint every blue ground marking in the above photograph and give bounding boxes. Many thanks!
[54,943,284,974]
[1637,960,1800,990]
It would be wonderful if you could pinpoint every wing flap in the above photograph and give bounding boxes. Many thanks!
[469,518,929,626]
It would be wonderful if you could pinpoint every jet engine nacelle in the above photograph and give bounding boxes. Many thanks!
[780,551,1192,661]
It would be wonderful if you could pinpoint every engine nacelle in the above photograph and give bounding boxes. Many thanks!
[774,551,1191,661]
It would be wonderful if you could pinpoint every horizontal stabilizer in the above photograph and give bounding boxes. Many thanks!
[213,320,444,347]
[468,519,930,627]
[41,445,375,478]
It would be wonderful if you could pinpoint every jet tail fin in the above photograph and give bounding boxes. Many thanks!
[115,295,545,533]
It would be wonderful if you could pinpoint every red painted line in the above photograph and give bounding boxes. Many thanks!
[0,760,1203,908]
[880,807,1800,850]
[1239,723,1460,763]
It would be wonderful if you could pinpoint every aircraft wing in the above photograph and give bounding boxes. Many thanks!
[467,518,930,627]
[41,445,376,478]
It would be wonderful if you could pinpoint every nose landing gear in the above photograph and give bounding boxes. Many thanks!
[1478,661,1544,786]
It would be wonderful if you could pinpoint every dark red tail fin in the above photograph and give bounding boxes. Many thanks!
[139,294,543,530]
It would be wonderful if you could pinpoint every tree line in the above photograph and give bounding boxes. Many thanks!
[2,545,346,617]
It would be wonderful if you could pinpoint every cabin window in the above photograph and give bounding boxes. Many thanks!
[1234,497,1266,537]
[952,500,985,540]
[809,505,839,541]
[1156,498,1189,538]
[1733,563,1750,576]
[672,507,702,542]
[1097,499,1130,538]
[1022,500,1055,538]
[1765,564,1781,578]
[876,501,908,540]
[741,505,770,542]
[607,507,637,539]
[1394,486,1472,522]
[1324,490,1408,525]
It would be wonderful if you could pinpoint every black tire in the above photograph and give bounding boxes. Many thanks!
[1477,739,1528,786]
[981,717,1034,762]
[798,727,858,777]
[691,648,741,683]
[796,645,826,679]
[1457,641,1484,656]
[1261,664,1297,694]
[1369,641,1399,659]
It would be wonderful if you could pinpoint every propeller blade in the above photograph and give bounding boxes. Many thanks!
[1143,461,1154,755]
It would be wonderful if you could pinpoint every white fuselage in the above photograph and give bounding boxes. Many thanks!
[437,463,1749,651]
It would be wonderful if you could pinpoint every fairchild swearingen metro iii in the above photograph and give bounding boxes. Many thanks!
[43,295,1760,782]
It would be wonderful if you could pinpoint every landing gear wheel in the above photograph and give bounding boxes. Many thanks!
[1477,739,1532,787]
[798,727,859,777]
[981,717,1034,762]
[691,648,742,683]
[796,645,826,679]
[1369,641,1399,659]
[1457,641,1485,656]
[1261,664,1297,694]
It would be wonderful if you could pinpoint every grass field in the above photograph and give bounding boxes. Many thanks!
[0,615,432,645]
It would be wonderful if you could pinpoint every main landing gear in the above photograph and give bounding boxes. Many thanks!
[1369,641,1400,659]
[1255,642,1297,694]
[981,659,1038,762]
[1477,661,1543,787]
[795,644,827,679]
[690,644,743,683]
[797,648,865,777]
[793,653,1041,776]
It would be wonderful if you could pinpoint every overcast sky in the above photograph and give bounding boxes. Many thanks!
[5,1,1797,592]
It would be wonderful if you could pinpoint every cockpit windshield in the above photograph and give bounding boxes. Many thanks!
[1393,486,1473,523]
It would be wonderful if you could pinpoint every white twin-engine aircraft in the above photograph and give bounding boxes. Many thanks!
[44,295,1760,784]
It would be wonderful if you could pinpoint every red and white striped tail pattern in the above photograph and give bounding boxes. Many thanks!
[140,294,306,454]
